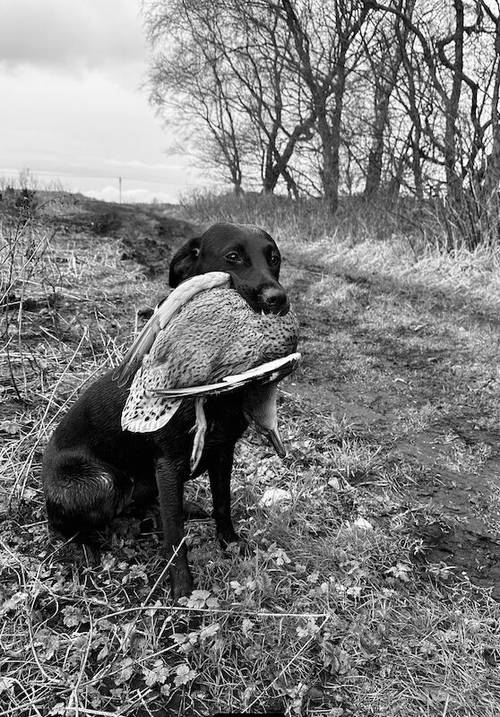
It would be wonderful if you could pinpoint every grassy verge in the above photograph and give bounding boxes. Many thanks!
[1,192,499,716]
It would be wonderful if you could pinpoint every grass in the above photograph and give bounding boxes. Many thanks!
[1,190,499,716]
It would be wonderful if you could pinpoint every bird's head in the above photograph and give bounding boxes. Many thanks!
[242,381,286,458]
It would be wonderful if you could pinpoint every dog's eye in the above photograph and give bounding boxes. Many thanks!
[270,253,280,266]
[225,252,241,263]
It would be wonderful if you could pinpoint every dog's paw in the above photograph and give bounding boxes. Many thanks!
[170,565,194,602]
[218,532,254,557]
[183,500,209,520]
[235,539,254,557]
[217,527,240,549]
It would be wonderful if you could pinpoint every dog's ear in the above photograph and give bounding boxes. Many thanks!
[169,236,202,287]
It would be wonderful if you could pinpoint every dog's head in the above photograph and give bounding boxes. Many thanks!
[169,222,289,315]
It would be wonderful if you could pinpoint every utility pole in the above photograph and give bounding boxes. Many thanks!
[118,176,122,204]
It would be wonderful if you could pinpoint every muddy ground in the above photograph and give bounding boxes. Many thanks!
[285,260,500,598]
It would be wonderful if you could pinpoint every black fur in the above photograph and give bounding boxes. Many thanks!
[42,222,289,600]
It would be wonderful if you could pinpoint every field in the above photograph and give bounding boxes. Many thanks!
[1,190,499,716]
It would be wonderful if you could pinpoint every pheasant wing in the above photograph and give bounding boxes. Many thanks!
[151,352,301,398]
[113,271,231,387]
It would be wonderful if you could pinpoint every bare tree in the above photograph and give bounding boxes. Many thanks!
[144,0,318,196]
[370,2,483,201]
[206,0,317,195]
[362,9,405,197]
[477,1,500,207]
[143,0,500,241]
[144,0,250,193]
[278,0,372,212]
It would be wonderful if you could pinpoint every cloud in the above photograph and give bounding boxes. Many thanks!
[84,185,174,204]
[0,61,206,203]
[0,0,145,70]
[103,159,186,172]
[0,1,212,204]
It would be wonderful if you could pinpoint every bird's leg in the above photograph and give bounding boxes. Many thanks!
[190,397,207,473]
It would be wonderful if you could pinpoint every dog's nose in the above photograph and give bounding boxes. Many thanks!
[260,286,289,315]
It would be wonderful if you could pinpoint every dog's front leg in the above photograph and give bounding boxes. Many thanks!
[155,454,193,600]
[207,446,241,549]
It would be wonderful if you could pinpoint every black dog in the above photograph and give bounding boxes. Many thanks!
[42,222,289,599]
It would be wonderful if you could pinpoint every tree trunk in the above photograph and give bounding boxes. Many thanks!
[262,138,278,193]
[325,67,346,214]
[281,166,299,199]
[411,129,423,201]
[262,147,279,193]
[442,0,465,206]
[364,90,391,197]
[482,134,500,203]
[318,118,338,214]
[262,174,278,194]
[481,16,500,206]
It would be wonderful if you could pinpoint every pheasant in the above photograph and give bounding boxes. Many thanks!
[113,272,300,471]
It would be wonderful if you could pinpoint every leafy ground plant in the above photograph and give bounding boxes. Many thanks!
[1,192,499,716]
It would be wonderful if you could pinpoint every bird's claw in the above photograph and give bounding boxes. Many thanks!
[190,398,207,473]
[190,443,203,474]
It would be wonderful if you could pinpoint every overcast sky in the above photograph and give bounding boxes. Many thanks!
[0,0,204,203]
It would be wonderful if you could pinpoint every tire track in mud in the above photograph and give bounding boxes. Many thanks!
[285,259,500,599]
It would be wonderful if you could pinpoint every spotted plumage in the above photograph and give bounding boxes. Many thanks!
[116,272,299,469]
